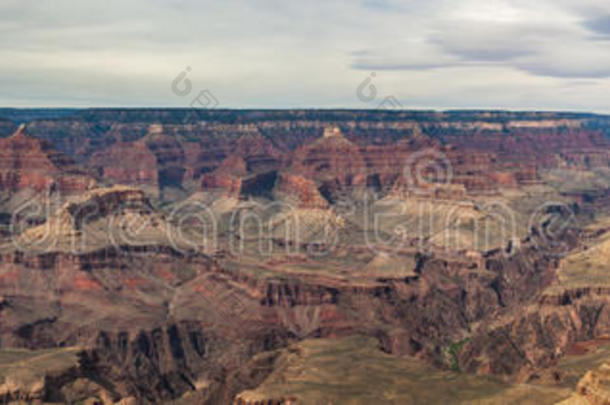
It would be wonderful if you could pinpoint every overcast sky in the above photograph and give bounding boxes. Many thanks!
[2,0,610,111]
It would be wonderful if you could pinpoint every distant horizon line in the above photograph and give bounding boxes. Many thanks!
[0,107,608,115]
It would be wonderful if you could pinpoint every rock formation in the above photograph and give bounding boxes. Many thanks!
[272,172,329,209]
[0,109,608,403]
[0,125,95,196]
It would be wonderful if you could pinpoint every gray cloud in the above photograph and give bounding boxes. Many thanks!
[583,16,610,37]
[516,63,610,78]
[428,22,549,62]
[2,0,610,110]
[353,10,610,80]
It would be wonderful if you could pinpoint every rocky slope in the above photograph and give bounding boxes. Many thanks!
[4,110,607,201]
[0,109,608,403]
[234,336,572,405]
[0,125,95,197]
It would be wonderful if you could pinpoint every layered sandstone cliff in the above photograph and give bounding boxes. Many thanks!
[0,125,95,196]
[0,109,608,403]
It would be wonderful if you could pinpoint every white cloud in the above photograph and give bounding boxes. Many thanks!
[1,0,610,111]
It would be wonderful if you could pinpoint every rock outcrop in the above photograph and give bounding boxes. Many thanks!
[11,110,609,201]
[558,363,610,405]
[0,125,95,195]
[0,109,608,403]
[201,155,248,197]
[272,172,329,209]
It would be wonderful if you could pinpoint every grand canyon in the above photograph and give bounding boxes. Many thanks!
[0,109,608,403]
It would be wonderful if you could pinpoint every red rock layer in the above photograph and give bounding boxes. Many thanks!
[90,140,158,187]
[16,114,610,199]
[290,127,367,197]
[200,155,248,197]
[0,125,94,195]
[273,172,329,209]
